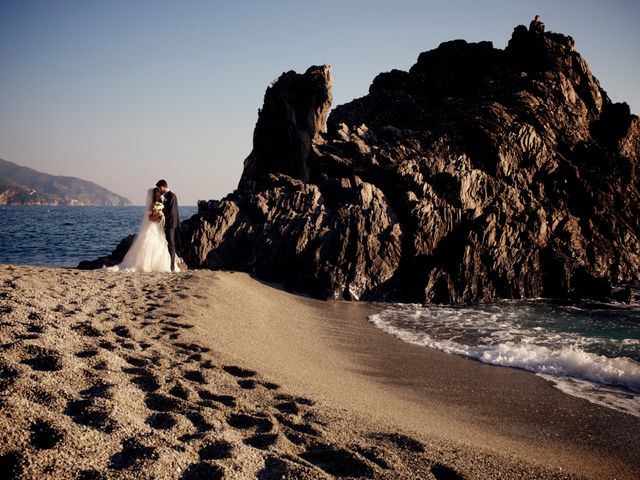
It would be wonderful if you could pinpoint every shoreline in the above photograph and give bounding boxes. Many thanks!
[187,270,640,479]
[1,264,638,479]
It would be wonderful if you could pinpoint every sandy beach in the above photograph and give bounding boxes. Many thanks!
[1,264,638,479]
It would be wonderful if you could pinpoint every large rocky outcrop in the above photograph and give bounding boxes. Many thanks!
[85,22,640,304]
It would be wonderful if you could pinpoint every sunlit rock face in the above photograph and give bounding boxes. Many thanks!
[108,23,640,303]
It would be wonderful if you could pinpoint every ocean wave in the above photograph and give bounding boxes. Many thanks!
[368,302,640,416]
[369,311,640,392]
[537,374,640,417]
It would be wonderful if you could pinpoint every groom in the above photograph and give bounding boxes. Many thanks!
[156,179,179,271]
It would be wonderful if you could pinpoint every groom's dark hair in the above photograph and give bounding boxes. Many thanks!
[156,179,168,188]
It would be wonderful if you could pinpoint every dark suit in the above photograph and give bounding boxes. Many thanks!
[162,191,180,270]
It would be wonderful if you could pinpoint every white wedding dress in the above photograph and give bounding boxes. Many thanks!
[109,188,173,272]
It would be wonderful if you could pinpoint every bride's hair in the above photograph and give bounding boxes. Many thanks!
[152,187,161,201]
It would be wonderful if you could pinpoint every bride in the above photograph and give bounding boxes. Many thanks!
[110,187,175,272]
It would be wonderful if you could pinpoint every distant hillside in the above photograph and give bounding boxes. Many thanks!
[0,159,130,206]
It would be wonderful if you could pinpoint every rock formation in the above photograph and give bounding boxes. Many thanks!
[87,21,640,304]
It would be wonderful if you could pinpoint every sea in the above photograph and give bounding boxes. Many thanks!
[0,205,197,267]
[370,302,640,417]
[1,205,639,417]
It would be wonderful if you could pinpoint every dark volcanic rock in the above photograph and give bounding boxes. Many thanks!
[87,22,640,304]
[239,65,333,191]
[77,235,135,270]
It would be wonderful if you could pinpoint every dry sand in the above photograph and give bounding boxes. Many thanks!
[0,264,638,479]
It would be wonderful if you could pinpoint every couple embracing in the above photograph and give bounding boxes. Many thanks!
[112,179,181,273]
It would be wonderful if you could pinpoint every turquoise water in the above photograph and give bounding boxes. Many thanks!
[0,205,197,267]
[370,301,640,416]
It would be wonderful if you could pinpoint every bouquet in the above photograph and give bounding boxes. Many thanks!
[151,201,165,226]
[152,201,164,215]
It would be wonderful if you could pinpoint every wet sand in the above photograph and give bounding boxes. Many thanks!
[190,270,640,479]
[1,264,638,479]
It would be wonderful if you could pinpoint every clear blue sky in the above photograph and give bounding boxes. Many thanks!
[1,0,638,205]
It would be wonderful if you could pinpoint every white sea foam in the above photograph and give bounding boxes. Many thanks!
[537,374,640,417]
[368,302,640,416]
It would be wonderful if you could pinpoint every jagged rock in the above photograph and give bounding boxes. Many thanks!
[84,21,640,304]
[182,173,401,300]
[78,235,135,270]
[239,65,333,191]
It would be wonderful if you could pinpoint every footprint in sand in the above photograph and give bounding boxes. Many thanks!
[275,414,322,439]
[222,365,256,378]
[372,432,425,453]
[16,332,41,340]
[180,462,224,480]
[76,469,107,480]
[79,381,114,399]
[73,322,103,338]
[146,303,162,313]
[226,412,274,433]
[26,324,44,334]
[117,340,137,351]
[257,456,326,480]
[161,326,180,334]
[298,443,374,478]
[353,444,396,470]
[20,346,63,372]
[200,360,214,369]
[144,393,185,413]
[164,320,194,329]
[275,393,315,407]
[109,437,158,470]
[174,342,210,354]
[124,355,148,368]
[274,401,300,415]
[243,433,280,450]
[75,349,99,358]
[197,390,236,408]
[431,463,467,480]
[185,411,214,432]
[186,353,202,362]
[198,440,234,460]
[183,370,206,384]
[0,451,24,480]
[27,387,57,407]
[65,398,117,433]
[112,325,132,338]
[146,412,178,430]
[261,381,280,390]
[98,340,117,351]
[29,419,64,450]
[237,379,257,390]
[123,367,162,393]
[169,382,192,401]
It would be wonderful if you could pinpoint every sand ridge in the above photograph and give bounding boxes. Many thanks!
[0,264,611,479]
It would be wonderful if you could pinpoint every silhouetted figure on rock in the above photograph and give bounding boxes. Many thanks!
[529,15,545,33]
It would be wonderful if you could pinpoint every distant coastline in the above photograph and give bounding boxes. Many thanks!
[0,158,130,206]
[0,204,197,207]
[0,200,131,207]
